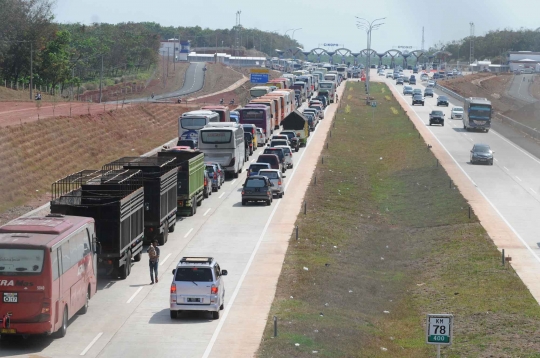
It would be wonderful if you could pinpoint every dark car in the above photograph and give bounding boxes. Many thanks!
[429,110,445,126]
[247,162,271,178]
[470,143,494,165]
[256,154,281,172]
[203,170,212,198]
[244,132,254,156]
[437,96,449,106]
[396,77,404,85]
[280,130,301,152]
[409,77,417,85]
[263,147,286,172]
[424,88,434,97]
[412,89,422,96]
[403,76,410,83]
[413,68,419,74]
[242,175,273,206]
[412,94,424,106]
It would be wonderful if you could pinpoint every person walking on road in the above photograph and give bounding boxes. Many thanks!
[147,240,160,284]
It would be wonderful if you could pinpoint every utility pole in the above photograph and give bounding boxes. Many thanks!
[470,22,475,71]
[356,17,385,96]
[167,47,170,78]
[30,43,33,100]
[99,54,103,103]
[421,27,425,51]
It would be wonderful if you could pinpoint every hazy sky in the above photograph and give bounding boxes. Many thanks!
[54,0,539,52]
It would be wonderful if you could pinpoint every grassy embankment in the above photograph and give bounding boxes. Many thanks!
[257,81,540,357]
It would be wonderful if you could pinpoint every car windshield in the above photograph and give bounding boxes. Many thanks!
[281,132,295,139]
[439,96,448,100]
[404,86,412,90]
[205,165,215,173]
[425,89,433,92]
[245,178,267,188]
[0,248,45,275]
[249,164,269,172]
[175,267,213,282]
[432,111,443,115]
[453,107,464,112]
[413,95,422,99]
[258,170,279,179]
[474,145,490,152]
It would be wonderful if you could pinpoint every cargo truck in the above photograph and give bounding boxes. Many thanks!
[282,110,310,146]
[102,157,178,245]
[50,169,145,279]
[158,148,205,216]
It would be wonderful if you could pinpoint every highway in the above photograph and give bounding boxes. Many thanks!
[0,88,339,357]
[506,73,537,103]
[120,62,206,103]
[375,70,540,290]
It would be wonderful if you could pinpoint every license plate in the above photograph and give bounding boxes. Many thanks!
[187,297,201,303]
[0,328,16,334]
[3,292,17,303]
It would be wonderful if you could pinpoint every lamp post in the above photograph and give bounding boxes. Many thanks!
[292,28,302,40]
[356,17,385,96]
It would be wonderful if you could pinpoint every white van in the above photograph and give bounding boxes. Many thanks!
[324,73,339,85]
[199,123,245,178]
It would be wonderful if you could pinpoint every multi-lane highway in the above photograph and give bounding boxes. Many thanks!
[374,69,540,297]
[506,73,537,103]
[0,86,342,358]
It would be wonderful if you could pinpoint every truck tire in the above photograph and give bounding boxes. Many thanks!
[233,171,239,178]
[203,188,209,199]
[169,223,175,233]
[133,251,142,262]
[119,252,131,280]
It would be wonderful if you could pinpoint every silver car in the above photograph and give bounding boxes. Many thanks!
[170,257,228,320]
[450,106,464,119]
[276,145,294,169]
[258,169,284,198]
[256,127,266,146]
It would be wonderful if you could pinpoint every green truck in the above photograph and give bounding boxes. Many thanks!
[158,148,205,216]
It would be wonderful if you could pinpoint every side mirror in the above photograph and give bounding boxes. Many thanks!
[470,150,473,153]
[222,270,228,276]
[172,269,176,274]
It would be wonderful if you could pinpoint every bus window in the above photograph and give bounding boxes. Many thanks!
[61,242,71,274]
[0,248,44,274]
[201,131,232,144]
[52,248,60,280]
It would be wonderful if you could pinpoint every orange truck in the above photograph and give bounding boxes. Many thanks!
[265,92,288,120]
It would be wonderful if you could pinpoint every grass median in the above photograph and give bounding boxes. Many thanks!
[257,81,540,357]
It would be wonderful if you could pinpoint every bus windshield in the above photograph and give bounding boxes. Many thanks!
[181,117,208,129]
[200,131,232,144]
[469,105,491,120]
[0,248,44,274]
[250,89,269,97]
[319,83,333,89]
[241,110,265,121]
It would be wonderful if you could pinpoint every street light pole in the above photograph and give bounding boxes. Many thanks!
[356,17,385,96]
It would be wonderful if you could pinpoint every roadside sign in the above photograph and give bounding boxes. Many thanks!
[426,314,453,345]
[251,68,269,74]
[250,73,269,84]
[371,101,377,108]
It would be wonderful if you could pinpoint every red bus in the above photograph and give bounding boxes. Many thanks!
[0,214,97,337]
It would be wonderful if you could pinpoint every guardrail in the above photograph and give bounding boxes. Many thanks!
[434,82,540,140]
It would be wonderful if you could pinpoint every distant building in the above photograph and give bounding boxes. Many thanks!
[508,51,540,72]
[187,52,266,67]
[159,39,191,61]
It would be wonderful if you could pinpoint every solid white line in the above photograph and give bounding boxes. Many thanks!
[203,208,211,216]
[159,253,172,266]
[231,179,237,185]
[126,287,143,304]
[516,176,522,182]
[80,332,103,356]
[504,166,509,171]
[531,188,537,194]
[183,228,193,238]
[202,88,328,358]
[219,192,225,199]
[494,158,498,162]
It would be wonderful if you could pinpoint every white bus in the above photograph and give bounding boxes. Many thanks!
[178,110,220,144]
[199,123,245,178]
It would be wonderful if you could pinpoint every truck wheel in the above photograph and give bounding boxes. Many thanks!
[233,171,239,178]
[212,310,220,320]
[119,252,131,280]
[197,197,202,207]
[170,310,178,319]
[133,251,141,262]
[242,200,246,206]
[169,224,175,233]
[203,189,209,199]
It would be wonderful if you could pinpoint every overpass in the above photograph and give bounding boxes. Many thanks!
[275,47,452,68]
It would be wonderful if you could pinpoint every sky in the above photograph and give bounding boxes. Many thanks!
[54,0,539,52]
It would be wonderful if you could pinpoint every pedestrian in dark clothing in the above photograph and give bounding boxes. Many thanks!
[147,239,160,284]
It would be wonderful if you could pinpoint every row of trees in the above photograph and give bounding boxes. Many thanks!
[429,29,540,64]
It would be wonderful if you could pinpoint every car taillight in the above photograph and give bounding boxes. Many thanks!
[204,178,208,185]
[267,191,271,195]
[278,181,282,185]
[242,190,245,195]
[41,300,50,314]
[211,285,218,294]
[171,283,177,294]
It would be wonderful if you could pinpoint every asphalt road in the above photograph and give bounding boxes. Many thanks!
[120,62,206,104]
[506,73,536,103]
[0,90,333,358]
[377,69,540,282]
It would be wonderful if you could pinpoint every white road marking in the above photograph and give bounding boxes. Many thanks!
[231,179,237,185]
[494,158,498,162]
[250,158,255,163]
[159,253,172,266]
[516,176,522,182]
[126,287,143,304]
[202,90,325,358]
[183,228,193,238]
[219,192,225,199]
[80,332,103,356]
[504,166,509,171]
[203,208,211,216]
[531,188,537,194]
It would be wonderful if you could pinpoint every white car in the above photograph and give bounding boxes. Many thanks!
[450,107,464,119]
[427,80,436,87]
[256,127,266,146]
[258,169,285,198]
[170,257,228,320]
[275,145,294,169]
